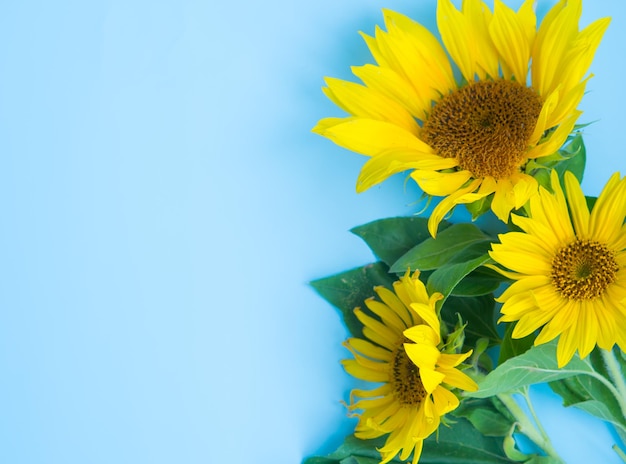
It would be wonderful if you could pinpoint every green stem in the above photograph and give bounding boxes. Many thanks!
[614,444,626,464]
[497,391,565,463]
[601,349,626,423]
[519,387,551,447]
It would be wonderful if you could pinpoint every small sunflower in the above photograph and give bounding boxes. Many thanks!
[342,271,478,464]
[313,0,609,236]
[489,170,626,367]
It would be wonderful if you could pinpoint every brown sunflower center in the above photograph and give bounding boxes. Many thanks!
[390,342,426,406]
[421,80,543,179]
[551,240,619,300]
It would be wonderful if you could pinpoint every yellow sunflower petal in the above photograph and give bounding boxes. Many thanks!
[462,0,499,79]
[404,340,440,370]
[440,366,479,392]
[404,324,439,347]
[357,149,457,192]
[589,172,626,244]
[563,171,590,238]
[352,64,428,120]
[438,350,473,368]
[428,179,484,237]
[556,325,579,367]
[356,309,400,347]
[437,0,477,82]
[527,110,581,160]
[559,17,610,95]
[431,385,460,416]
[576,300,598,359]
[528,88,560,146]
[365,298,406,333]
[411,169,473,196]
[342,359,389,382]
[382,9,456,93]
[320,118,430,157]
[345,338,392,362]
[409,302,441,338]
[375,286,413,328]
[323,77,419,133]
[531,0,581,96]
[489,0,534,82]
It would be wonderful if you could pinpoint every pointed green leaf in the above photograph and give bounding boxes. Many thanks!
[302,458,340,464]
[311,262,396,338]
[549,348,626,433]
[427,254,492,300]
[390,223,490,273]
[351,217,450,267]
[453,397,516,437]
[315,418,518,463]
[467,341,595,398]
[498,322,536,364]
[441,295,500,347]
[450,267,505,297]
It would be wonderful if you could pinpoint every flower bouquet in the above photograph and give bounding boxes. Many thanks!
[304,1,626,463]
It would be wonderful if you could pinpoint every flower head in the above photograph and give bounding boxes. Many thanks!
[342,272,478,463]
[313,0,609,236]
[489,170,626,367]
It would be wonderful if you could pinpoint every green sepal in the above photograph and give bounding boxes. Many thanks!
[310,262,396,338]
[527,132,586,190]
[466,193,494,220]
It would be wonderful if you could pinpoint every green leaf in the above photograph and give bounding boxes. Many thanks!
[390,223,490,273]
[450,266,505,297]
[427,254,492,300]
[586,195,597,211]
[467,341,595,398]
[313,418,518,463]
[310,262,396,338]
[441,295,500,347]
[453,397,516,437]
[351,217,450,267]
[498,322,536,364]
[302,458,339,464]
[549,348,626,434]
[344,457,379,464]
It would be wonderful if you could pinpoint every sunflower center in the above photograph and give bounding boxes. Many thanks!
[390,342,426,406]
[551,240,619,300]
[421,80,543,179]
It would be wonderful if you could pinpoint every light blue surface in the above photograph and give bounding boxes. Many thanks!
[0,1,624,463]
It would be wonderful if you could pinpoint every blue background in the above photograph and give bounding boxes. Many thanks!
[0,1,624,463]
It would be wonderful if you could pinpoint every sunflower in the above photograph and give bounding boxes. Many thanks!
[342,271,478,463]
[313,0,609,236]
[489,170,626,367]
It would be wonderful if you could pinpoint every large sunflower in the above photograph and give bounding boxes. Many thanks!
[313,0,609,236]
[342,271,478,464]
[489,170,626,367]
